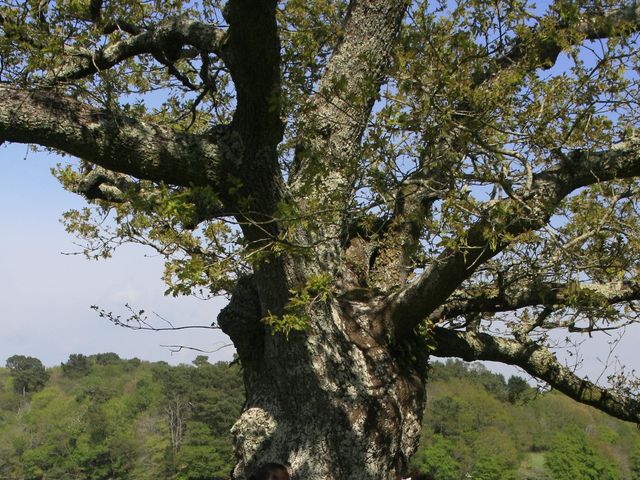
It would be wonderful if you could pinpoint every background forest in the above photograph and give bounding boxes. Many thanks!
[0,355,638,480]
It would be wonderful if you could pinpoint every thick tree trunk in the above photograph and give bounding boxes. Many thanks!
[219,279,427,480]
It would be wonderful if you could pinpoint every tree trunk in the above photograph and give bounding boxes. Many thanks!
[219,278,428,480]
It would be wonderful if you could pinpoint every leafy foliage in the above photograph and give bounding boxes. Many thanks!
[1,356,637,479]
[5,355,49,395]
[414,360,634,480]
[545,426,621,480]
[62,353,92,378]
[263,272,333,337]
[0,354,242,480]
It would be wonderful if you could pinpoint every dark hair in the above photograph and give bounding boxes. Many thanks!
[248,462,290,480]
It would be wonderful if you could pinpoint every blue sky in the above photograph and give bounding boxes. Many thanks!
[0,143,232,367]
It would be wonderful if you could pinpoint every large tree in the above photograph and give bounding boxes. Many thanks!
[2,0,640,478]
[6,355,49,396]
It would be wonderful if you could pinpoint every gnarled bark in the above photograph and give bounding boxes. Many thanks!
[0,85,232,188]
[219,282,426,480]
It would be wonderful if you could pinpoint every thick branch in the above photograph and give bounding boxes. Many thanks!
[218,2,304,317]
[432,279,640,321]
[483,3,640,83]
[369,180,437,290]
[221,0,284,220]
[0,86,231,188]
[47,16,227,83]
[389,138,640,335]
[289,0,409,267]
[432,327,640,424]
[306,0,408,147]
[76,166,132,203]
[75,167,229,227]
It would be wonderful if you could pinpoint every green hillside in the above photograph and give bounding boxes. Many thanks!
[0,354,243,480]
[0,355,637,480]
[412,360,640,480]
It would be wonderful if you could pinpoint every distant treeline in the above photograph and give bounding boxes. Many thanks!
[0,354,638,479]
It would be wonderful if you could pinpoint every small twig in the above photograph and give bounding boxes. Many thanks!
[161,342,232,354]
[91,304,221,331]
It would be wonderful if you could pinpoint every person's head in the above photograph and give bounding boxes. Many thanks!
[248,462,290,480]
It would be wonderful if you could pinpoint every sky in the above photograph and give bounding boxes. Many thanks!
[0,143,233,367]
[1,139,640,385]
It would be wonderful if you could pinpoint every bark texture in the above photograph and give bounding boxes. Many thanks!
[0,85,231,188]
[219,282,426,480]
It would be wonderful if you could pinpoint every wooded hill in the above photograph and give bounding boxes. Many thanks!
[0,355,637,480]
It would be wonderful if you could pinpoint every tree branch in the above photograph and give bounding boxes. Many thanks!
[307,0,408,145]
[46,16,227,84]
[481,3,640,84]
[91,304,221,332]
[431,327,640,424]
[220,0,285,227]
[75,165,132,203]
[289,0,409,267]
[389,137,640,336]
[73,166,229,227]
[369,178,438,290]
[0,85,233,189]
[431,279,640,322]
